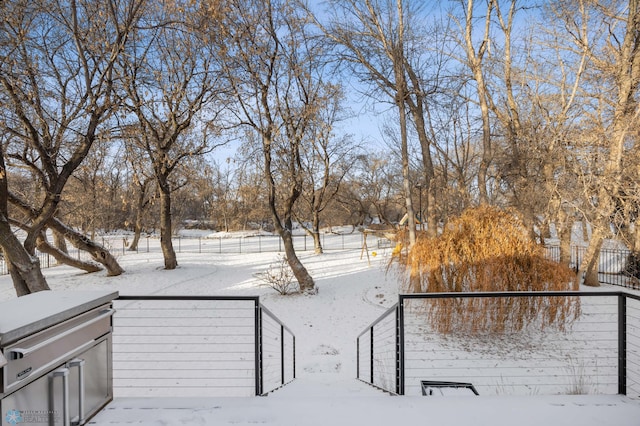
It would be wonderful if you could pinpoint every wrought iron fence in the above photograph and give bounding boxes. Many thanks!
[3,237,637,292]
[357,291,640,398]
[163,233,363,254]
[112,295,295,397]
[544,245,640,290]
[0,233,365,276]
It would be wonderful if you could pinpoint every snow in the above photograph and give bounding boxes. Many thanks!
[1,235,640,425]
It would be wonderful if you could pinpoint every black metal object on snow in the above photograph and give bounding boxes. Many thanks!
[421,380,479,396]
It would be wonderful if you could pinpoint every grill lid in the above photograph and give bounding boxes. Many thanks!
[0,290,118,346]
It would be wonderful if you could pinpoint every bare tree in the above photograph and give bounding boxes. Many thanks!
[9,192,124,275]
[0,0,142,294]
[346,151,404,226]
[118,3,224,269]
[296,97,360,252]
[565,0,640,286]
[0,146,49,295]
[122,139,156,251]
[454,0,495,204]
[217,0,318,292]
[320,0,422,245]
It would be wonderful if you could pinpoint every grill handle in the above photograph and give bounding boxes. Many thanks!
[8,309,114,360]
[69,358,86,426]
[51,367,70,426]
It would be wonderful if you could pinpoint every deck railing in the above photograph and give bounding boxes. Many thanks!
[112,295,295,397]
[357,291,640,398]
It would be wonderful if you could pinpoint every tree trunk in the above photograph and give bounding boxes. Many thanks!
[578,227,604,287]
[312,211,323,254]
[392,1,416,247]
[582,221,590,242]
[128,186,147,252]
[36,234,102,273]
[399,97,417,248]
[0,219,50,295]
[404,80,437,238]
[53,230,69,255]
[6,262,31,297]
[263,133,315,293]
[7,192,124,275]
[558,214,573,268]
[311,231,323,254]
[0,148,49,295]
[281,229,315,293]
[129,227,141,252]
[159,187,178,270]
[464,0,495,204]
[579,0,640,287]
[47,218,124,276]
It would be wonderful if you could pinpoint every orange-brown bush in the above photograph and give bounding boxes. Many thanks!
[393,205,580,334]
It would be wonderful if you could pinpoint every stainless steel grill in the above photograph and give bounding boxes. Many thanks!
[1,291,117,426]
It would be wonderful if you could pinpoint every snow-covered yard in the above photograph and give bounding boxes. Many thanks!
[1,236,640,425]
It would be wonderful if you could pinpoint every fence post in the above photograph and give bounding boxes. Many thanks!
[255,300,262,396]
[356,337,360,380]
[281,324,285,386]
[370,326,374,384]
[396,297,405,395]
[619,294,627,395]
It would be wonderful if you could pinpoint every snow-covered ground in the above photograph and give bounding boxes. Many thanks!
[1,237,640,425]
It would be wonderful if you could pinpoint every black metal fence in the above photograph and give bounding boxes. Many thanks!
[545,245,640,290]
[151,233,364,254]
[3,237,637,292]
[357,291,640,398]
[112,295,295,397]
[0,233,366,276]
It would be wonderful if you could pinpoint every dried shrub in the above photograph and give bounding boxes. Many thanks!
[393,205,580,334]
[257,255,299,295]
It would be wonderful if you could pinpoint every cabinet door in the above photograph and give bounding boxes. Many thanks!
[67,336,111,426]
[1,367,69,426]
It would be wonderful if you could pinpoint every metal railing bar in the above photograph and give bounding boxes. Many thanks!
[116,295,260,301]
[260,304,295,337]
[255,301,262,396]
[619,294,627,395]
[399,290,625,299]
[357,303,398,338]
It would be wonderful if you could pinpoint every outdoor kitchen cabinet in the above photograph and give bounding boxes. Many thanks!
[0,291,118,426]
